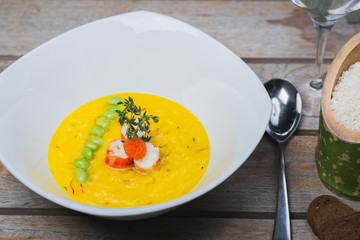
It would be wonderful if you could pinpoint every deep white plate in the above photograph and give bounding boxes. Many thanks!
[0,11,271,219]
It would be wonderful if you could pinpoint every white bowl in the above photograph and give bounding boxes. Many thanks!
[0,11,271,219]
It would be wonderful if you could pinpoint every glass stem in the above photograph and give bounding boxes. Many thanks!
[310,21,335,89]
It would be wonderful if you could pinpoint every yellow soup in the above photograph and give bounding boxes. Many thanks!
[48,93,210,207]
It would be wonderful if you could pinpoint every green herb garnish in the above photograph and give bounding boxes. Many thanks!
[116,96,159,142]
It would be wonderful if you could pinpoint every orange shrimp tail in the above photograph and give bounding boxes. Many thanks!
[105,151,132,169]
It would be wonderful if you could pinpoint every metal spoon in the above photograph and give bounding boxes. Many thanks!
[264,78,302,240]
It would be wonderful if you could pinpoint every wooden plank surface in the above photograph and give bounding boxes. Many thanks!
[1,0,360,239]
[0,216,318,240]
[0,1,359,59]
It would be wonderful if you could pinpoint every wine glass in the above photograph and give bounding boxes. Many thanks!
[288,0,360,117]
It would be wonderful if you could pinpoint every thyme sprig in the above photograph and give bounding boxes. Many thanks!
[116,96,159,142]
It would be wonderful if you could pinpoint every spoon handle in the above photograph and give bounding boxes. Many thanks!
[272,142,291,240]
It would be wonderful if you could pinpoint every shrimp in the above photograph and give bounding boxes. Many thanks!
[105,139,132,170]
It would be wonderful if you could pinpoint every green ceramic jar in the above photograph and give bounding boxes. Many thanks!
[316,32,360,201]
[316,111,360,200]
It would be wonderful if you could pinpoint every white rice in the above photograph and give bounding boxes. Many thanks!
[331,61,360,131]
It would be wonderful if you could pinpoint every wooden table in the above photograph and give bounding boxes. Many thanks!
[1,0,360,239]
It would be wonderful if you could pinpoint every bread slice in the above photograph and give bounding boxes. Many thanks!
[307,195,356,238]
[317,212,360,240]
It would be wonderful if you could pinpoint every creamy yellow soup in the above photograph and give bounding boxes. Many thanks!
[48,93,210,207]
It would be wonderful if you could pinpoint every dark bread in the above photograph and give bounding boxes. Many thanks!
[307,195,358,239]
[318,212,360,240]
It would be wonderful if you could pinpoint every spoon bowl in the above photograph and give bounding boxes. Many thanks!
[265,79,302,142]
[264,78,302,240]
